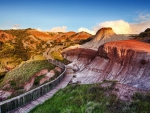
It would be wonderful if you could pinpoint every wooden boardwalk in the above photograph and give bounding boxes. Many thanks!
[11,67,74,113]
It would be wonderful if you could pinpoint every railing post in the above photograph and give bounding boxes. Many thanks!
[0,105,1,113]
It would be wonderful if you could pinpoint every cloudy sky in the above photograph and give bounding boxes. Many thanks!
[0,0,150,34]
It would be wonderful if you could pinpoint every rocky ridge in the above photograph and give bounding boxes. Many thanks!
[81,27,129,50]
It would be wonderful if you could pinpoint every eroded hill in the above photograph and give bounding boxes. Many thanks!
[0,28,92,76]
[62,28,150,102]
[63,40,150,89]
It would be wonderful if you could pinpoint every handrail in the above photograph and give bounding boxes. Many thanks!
[0,59,66,113]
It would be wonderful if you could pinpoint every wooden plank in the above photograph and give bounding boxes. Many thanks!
[18,108,27,113]
[21,107,30,112]
[31,101,39,106]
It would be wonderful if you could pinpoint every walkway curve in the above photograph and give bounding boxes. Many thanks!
[11,66,74,113]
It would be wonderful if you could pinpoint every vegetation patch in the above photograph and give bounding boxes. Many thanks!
[51,51,63,60]
[51,51,70,65]
[30,82,150,113]
[33,75,45,85]
[0,60,55,90]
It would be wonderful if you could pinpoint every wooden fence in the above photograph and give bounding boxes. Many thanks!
[0,59,66,113]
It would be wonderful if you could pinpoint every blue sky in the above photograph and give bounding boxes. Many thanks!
[0,0,150,34]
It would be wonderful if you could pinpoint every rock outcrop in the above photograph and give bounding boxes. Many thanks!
[62,48,97,71]
[24,69,49,91]
[0,30,14,42]
[138,28,150,43]
[0,90,12,101]
[63,40,150,90]
[81,27,129,50]
[139,28,150,38]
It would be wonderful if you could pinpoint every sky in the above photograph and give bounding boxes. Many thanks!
[0,0,150,34]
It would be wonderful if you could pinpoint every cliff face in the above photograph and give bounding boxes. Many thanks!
[62,48,97,71]
[63,40,150,90]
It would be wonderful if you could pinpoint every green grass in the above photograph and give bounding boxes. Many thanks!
[30,82,119,113]
[30,82,150,113]
[51,51,70,65]
[0,60,55,90]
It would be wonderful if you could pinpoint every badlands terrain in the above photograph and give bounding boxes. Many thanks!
[0,27,150,112]
[62,28,150,99]
[63,28,150,89]
[0,28,92,100]
[31,27,150,113]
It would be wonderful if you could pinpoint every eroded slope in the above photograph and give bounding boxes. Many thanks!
[63,40,150,90]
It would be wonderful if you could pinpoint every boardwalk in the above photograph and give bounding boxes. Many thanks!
[11,66,74,113]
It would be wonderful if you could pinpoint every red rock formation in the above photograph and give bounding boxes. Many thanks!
[40,70,56,85]
[54,67,62,73]
[62,48,97,71]
[24,69,49,91]
[24,78,35,91]
[64,40,150,90]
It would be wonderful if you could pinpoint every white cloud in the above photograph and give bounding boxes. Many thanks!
[130,21,150,33]
[78,27,95,35]
[49,26,67,32]
[92,17,150,34]
[36,28,42,31]
[135,13,150,22]
[12,24,20,29]
[93,20,132,34]
[130,12,150,33]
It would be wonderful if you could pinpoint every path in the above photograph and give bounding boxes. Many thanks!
[11,66,74,113]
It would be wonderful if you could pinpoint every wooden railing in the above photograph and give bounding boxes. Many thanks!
[0,59,66,113]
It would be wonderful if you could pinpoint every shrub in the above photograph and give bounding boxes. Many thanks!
[34,75,45,85]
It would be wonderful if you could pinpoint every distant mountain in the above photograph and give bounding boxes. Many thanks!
[81,27,129,50]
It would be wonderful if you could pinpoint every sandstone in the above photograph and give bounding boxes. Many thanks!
[0,90,12,101]
[39,76,50,85]
[40,70,56,84]
[81,27,129,50]
[24,78,35,91]
[54,67,62,73]
[46,70,55,78]
[24,69,49,91]
[64,40,150,90]
[62,48,97,71]
[34,69,48,77]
